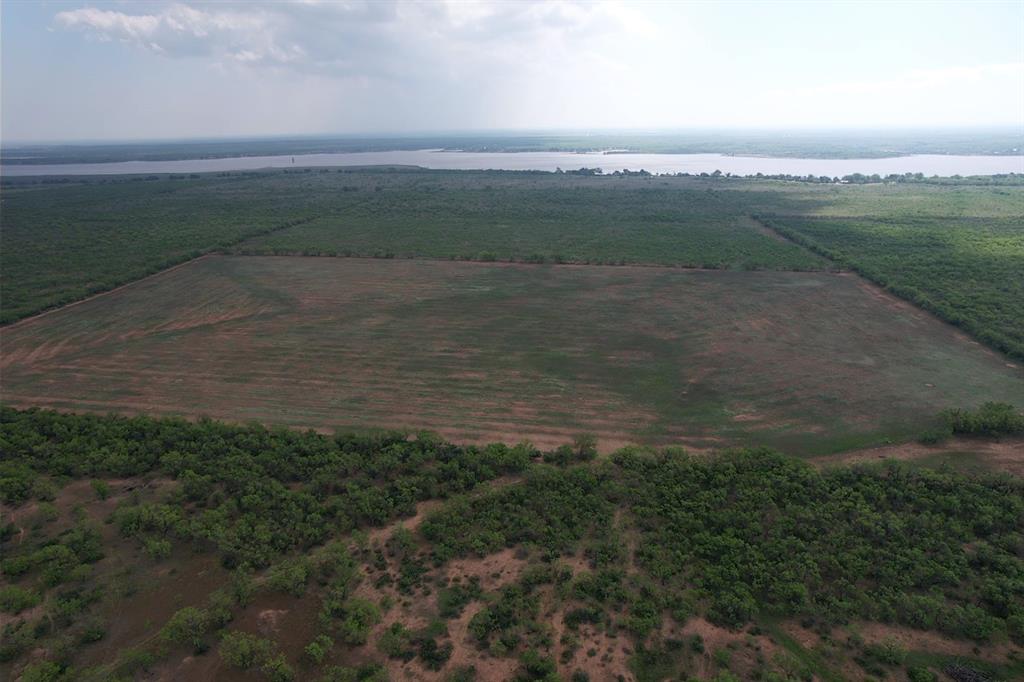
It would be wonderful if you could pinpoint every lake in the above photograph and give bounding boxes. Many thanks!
[2,150,1022,177]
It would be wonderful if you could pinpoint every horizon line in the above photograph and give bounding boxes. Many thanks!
[3,125,1023,148]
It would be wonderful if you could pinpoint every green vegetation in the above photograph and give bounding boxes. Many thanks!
[1,409,1022,680]
[760,182,1024,358]
[5,256,1021,456]
[423,446,1024,640]
[4,169,1021,366]
[946,401,1024,436]
[2,166,1023,680]
[235,177,825,271]
[1,169,830,324]
[0,175,318,324]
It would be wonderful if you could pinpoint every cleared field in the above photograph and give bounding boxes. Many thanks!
[0,170,828,324]
[2,256,1022,454]
[759,182,1024,358]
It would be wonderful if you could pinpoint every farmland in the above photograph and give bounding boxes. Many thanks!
[3,170,1022,365]
[3,255,1022,455]
[232,179,825,270]
[759,182,1024,359]
[0,170,827,324]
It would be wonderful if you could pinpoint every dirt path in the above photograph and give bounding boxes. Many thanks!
[809,436,1024,477]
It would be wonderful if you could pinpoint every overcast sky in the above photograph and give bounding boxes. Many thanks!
[2,0,1023,142]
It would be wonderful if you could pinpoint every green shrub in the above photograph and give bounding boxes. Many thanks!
[0,463,37,505]
[143,537,172,560]
[945,402,1024,436]
[268,557,311,597]
[261,654,295,682]
[337,598,381,645]
[907,667,938,682]
[418,638,454,671]
[318,663,388,682]
[219,631,275,669]
[0,585,41,614]
[90,480,110,500]
[161,606,210,652]
[446,667,477,682]
[378,622,414,660]
[305,634,333,664]
[19,661,72,682]
[517,649,558,680]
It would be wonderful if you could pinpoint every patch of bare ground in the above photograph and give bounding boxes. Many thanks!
[853,622,1015,662]
[846,274,928,319]
[373,547,539,678]
[74,550,230,671]
[366,500,444,545]
[0,476,170,536]
[556,609,632,680]
[779,621,820,650]
[0,604,45,631]
[442,602,519,681]
[557,553,592,576]
[811,437,1024,477]
[146,651,223,682]
[445,548,528,593]
[660,617,778,680]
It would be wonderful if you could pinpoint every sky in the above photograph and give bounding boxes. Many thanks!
[1,0,1023,143]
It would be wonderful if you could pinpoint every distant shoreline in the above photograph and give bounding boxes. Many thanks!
[2,149,1022,178]
[3,129,1021,166]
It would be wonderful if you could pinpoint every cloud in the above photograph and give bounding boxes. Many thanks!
[55,3,303,67]
[53,1,655,78]
[774,62,1024,98]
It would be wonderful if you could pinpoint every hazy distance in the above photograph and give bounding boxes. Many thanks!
[2,0,1022,143]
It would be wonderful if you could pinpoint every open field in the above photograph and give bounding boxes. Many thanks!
[0,170,828,324]
[4,169,1021,363]
[760,181,1024,358]
[3,255,1021,455]
[0,175,320,323]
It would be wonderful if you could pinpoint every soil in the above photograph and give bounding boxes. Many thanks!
[811,436,1024,477]
[5,256,1021,457]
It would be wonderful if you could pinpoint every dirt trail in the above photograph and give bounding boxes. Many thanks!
[810,436,1024,477]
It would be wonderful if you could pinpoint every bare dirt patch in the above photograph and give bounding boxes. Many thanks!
[854,621,1013,662]
[445,548,528,593]
[812,437,1024,477]
[443,602,519,681]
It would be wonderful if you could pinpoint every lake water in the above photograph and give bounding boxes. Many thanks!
[2,150,1022,177]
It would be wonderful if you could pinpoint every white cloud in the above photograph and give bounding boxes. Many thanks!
[55,3,296,67]
[774,62,1024,98]
[53,1,654,78]
[22,0,1020,137]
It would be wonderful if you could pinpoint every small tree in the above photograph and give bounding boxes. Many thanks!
[572,434,598,461]
[162,606,210,652]
[338,598,381,645]
[90,480,110,500]
[219,631,274,669]
[304,633,333,664]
